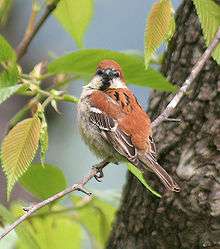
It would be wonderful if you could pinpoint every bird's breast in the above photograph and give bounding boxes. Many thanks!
[77,97,118,160]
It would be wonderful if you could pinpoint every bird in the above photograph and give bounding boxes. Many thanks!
[77,59,180,192]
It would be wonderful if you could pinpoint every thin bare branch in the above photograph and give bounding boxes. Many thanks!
[16,2,58,60]
[152,26,220,128]
[164,118,181,122]
[0,159,109,241]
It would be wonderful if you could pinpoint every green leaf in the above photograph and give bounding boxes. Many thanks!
[13,207,81,249]
[20,163,67,199]
[144,0,175,68]
[0,36,20,101]
[39,113,48,166]
[40,127,48,166]
[0,0,13,26]
[54,0,93,48]
[0,85,21,105]
[0,227,17,249]
[193,0,220,64]
[3,202,82,249]
[48,49,176,91]
[37,216,82,249]
[0,204,15,224]
[0,64,20,104]
[10,202,82,249]
[0,64,19,87]
[0,204,40,249]
[73,195,116,247]
[1,116,41,199]
[127,163,161,198]
[0,34,16,62]
[91,197,115,243]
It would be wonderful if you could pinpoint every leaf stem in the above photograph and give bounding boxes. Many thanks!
[59,94,79,103]
[10,86,78,128]
[41,96,53,109]
[8,97,39,130]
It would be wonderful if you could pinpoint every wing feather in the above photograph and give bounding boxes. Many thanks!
[89,106,180,192]
[89,108,137,159]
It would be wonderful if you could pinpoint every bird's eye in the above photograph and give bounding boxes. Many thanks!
[96,69,103,76]
[113,71,120,78]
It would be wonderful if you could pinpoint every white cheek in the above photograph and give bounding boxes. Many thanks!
[110,78,127,89]
[84,75,127,90]
[85,75,102,89]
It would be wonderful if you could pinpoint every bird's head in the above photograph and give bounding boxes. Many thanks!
[86,60,126,91]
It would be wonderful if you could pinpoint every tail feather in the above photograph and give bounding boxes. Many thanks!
[132,154,180,192]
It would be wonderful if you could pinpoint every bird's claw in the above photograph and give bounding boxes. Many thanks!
[92,159,110,182]
[93,165,104,182]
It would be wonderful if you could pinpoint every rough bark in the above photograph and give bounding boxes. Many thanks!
[107,0,220,248]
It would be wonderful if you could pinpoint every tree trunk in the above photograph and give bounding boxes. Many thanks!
[107,0,220,248]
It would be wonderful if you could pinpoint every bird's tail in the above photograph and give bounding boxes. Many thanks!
[133,154,180,192]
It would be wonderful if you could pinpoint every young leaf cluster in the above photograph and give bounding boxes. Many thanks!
[144,0,175,68]
[144,0,220,67]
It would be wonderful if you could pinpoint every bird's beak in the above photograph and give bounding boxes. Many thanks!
[102,69,113,81]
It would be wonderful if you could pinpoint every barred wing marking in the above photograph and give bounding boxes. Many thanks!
[89,107,137,159]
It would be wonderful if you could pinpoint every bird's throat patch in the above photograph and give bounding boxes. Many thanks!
[99,79,111,91]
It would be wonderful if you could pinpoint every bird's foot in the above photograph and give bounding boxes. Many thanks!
[92,159,110,182]
[93,164,105,182]
[93,168,104,182]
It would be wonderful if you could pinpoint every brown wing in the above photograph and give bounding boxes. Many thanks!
[89,89,151,151]
[89,90,180,192]
[89,108,137,160]
[89,106,180,192]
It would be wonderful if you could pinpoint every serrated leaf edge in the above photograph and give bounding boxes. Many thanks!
[1,115,41,199]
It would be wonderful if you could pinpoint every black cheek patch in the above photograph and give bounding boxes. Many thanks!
[99,80,111,91]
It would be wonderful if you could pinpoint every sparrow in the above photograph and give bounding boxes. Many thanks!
[78,59,180,192]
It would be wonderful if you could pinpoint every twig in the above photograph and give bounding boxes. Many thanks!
[0,159,109,240]
[9,90,78,129]
[152,26,220,128]
[164,118,181,122]
[16,2,58,60]
[15,1,38,59]
[25,195,92,218]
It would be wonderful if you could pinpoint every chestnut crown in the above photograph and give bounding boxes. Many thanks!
[85,60,127,91]
[96,60,125,83]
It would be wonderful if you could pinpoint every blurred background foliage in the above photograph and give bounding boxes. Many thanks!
[0,0,219,248]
